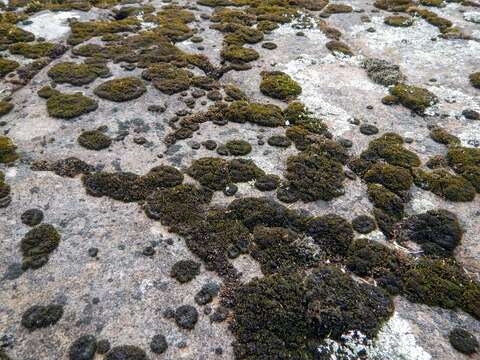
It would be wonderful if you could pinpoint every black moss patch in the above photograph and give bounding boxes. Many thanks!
[105,345,147,360]
[21,224,61,270]
[170,259,200,283]
[449,328,479,354]
[307,214,353,257]
[225,139,252,156]
[21,209,44,227]
[267,135,291,148]
[78,130,112,150]
[150,334,168,354]
[430,126,460,146]
[351,215,376,234]
[254,174,280,192]
[395,209,463,256]
[68,335,97,360]
[175,305,198,329]
[21,304,63,330]
[94,77,146,102]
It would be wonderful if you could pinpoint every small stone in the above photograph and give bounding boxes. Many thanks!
[257,140,265,145]
[337,138,353,148]
[88,248,98,257]
[148,105,166,113]
[203,140,217,150]
[175,305,198,329]
[96,339,111,354]
[404,137,414,143]
[359,124,379,135]
[133,137,147,145]
[150,334,168,354]
[216,145,229,156]
[296,31,305,36]
[21,209,44,227]
[352,215,376,234]
[449,328,479,354]
[163,308,175,319]
[190,141,201,150]
[462,109,479,120]
[262,42,277,50]
[227,245,240,259]
[350,118,361,125]
[214,347,223,355]
[366,27,376,32]
[366,105,374,109]
[142,246,155,257]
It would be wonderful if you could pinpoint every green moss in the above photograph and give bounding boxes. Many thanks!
[364,162,413,194]
[420,0,444,6]
[322,3,353,15]
[248,3,298,23]
[389,83,438,114]
[68,18,141,45]
[367,183,404,219]
[21,304,64,330]
[446,147,480,192]
[0,23,34,45]
[37,86,60,99]
[0,57,19,78]
[402,258,480,319]
[374,0,413,12]
[360,133,420,168]
[254,174,280,191]
[214,23,264,45]
[225,101,285,127]
[141,63,191,95]
[396,209,463,256]
[9,42,59,59]
[307,214,354,257]
[94,77,146,102]
[225,139,252,156]
[259,71,302,101]
[413,168,476,202]
[171,259,200,283]
[47,92,98,119]
[0,101,14,117]
[21,224,61,270]
[0,135,19,163]
[470,72,480,89]
[224,84,247,100]
[325,40,353,56]
[257,20,279,32]
[384,15,414,27]
[285,142,346,202]
[407,7,452,31]
[267,135,292,148]
[382,94,399,105]
[48,61,108,85]
[221,45,259,63]
[78,130,112,150]
[210,8,256,26]
[430,126,460,145]
[105,346,147,360]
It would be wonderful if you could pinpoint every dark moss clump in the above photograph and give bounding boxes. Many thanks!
[175,305,198,330]
[254,174,280,192]
[0,101,14,117]
[351,215,376,234]
[47,61,108,85]
[105,345,147,360]
[68,19,141,45]
[83,166,184,203]
[395,209,463,256]
[0,23,34,45]
[225,139,252,156]
[325,40,353,56]
[68,335,97,360]
[171,259,201,283]
[307,214,353,257]
[224,84,247,100]
[78,130,112,150]
[20,224,61,270]
[142,63,192,95]
[389,83,438,114]
[322,3,353,15]
[32,157,94,178]
[21,304,63,330]
[0,57,19,78]
[221,45,259,63]
[47,92,98,119]
[0,135,19,163]
[430,126,460,146]
[384,15,413,27]
[21,209,44,227]
[145,184,212,232]
[413,168,476,202]
[37,85,60,99]
[232,266,393,359]
[364,162,413,194]
[363,58,405,87]
[285,141,347,202]
[449,328,479,354]
[367,183,405,237]
[187,157,264,190]
[9,42,64,59]
[470,72,480,89]
[259,71,302,101]
[446,146,480,192]
[402,258,480,319]
[225,101,285,127]
[360,133,420,168]
[94,77,146,102]
[251,225,317,275]
[267,135,291,148]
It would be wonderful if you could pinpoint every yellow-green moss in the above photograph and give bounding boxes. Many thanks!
[429,126,460,146]
[225,139,252,156]
[221,45,259,63]
[325,40,353,56]
[259,71,302,101]
[47,92,98,119]
[389,83,438,114]
[21,224,61,270]
[141,63,191,95]
[48,61,108,85]
[0,57,19,78]
[384,15,413,27]
[364,162,413,194]
[0,101,14,118]
[78,130,112,150]
[0,23,34,45]
[470,72,480,89]
[9,42,58,59]
[0,135,19,163]
[94,77,146,102]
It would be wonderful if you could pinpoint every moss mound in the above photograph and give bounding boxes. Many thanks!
[307,214,354,257]
[0,57,19,78]
[21,224,61,270]
[364,162,413,194]
[384,15,413,27]
[105,345,147,360]
[470,72,480,89]
[325,40,353,56]
[259,71,302,100]
[446,147,480,192]
[225,101,285,127]
[0,135,19,163]
[389,83,438,114]
[21,304,63,330]
[171,259,201,283]
[142,63,192,95]
[94,77,146,102]
[430,126,460,146]
[225,139,252,156]
[0,101,14,117]
[360,133,420,168]
[78,130,112,150]
[9,42,61,59]
[449,328,479,355]
[47,61,108,85]
[221,45,259,63]
[47,92,98,119]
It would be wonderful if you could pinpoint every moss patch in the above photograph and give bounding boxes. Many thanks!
[171,259,201,283]
[9,42,63,59]
[259,71,302,100]
[21,304,63,330]
[142,63,192,95]
[389,83,438,114]
[364,162,413,194]
[221,45,259,63]
[0,101,14,117]
[21,224,61,270]
[325,40,353,56]
[78,130,112,150]
[48,61,109,85]
[430,126,460,146]
[225,139,252,156]
[470,72,480,89]
[94,77,146,102]
[0,135,19,163]
[0,57,19,78]
[105,346,147,360]
[384,15,413,27]
[47,92,98,119]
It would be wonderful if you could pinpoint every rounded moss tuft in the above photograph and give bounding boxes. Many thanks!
[21,224,61,270]
[21,304,63,330]
[225,139,252,156]
[259,71,302,101]
[449,328,479,355]
[94,77,146,102]
[389,83,438,114]
[78,130,112,150]
[384,15,413,27]
[470,72,480,89]
[47,92,98,119]
[170,259,201,283]
[0,101,14,117]
[0,135,19,163]
[105,345,147,360]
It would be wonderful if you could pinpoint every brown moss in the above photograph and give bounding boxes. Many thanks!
[78,130,112,150]
[322,3,353,15]
[142,63,191,95]
[470,72,480,89]
[389,83,438,114]
[0,57,19,78]
[325,40,353,56]
[0,135,19,163]
[225,100,285,127]
[0,23,34,45]
[384,15,414,27]
[21,304,64,330]
[0,101,14,118]
[21,224,61,270]
[94,77,146,102]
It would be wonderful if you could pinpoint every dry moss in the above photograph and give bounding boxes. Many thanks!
[322,3,353,15]
[48,61,109,85]
[21,224,61,270]
[470,72,480,89]
[389,83,438,114]
[384,15,413,27]
[142,63,191,95]
[325,40,353,56]
[94,77,146,102]
[47,92,98,119]
[259,71,302,101]
[0,57,19,78]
